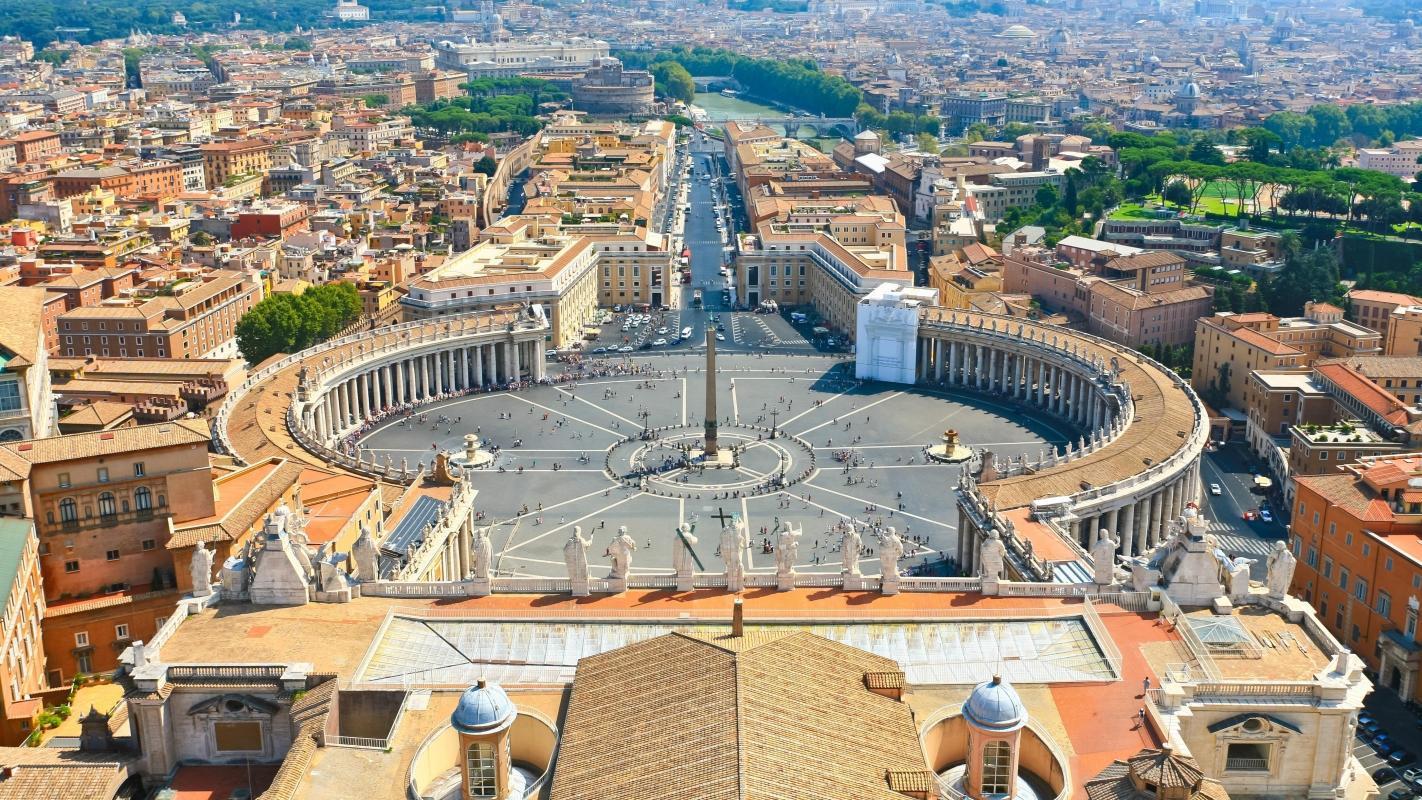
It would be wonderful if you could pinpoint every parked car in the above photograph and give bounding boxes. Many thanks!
[592,347,608,354]
[1388,788,1414,800]
[1377,767,1400,785]
[1259,509,1274,523]
[652,338,668,347]
[1401,766,1422,789]
[618,345,634,353]
[1392,750,1417,767]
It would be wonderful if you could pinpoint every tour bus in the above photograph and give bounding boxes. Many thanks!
[692,289,703,307]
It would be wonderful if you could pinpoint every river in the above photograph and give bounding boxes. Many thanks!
[691,92,827,141]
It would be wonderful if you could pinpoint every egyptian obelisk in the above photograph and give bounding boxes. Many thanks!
[704,328,719,457]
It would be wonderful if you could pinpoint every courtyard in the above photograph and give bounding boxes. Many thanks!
[354,352,1077,579]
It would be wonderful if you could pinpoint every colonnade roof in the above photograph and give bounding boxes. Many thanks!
[221,310,524,497]
[920,308,1200,511]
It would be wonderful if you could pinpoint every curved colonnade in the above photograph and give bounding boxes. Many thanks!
[212,303,1207,584]
[212,308,549,483]
[917,309,1209,577]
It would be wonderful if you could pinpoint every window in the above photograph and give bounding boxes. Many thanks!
[466,742,498,798]
[0,382,20,413]
[114,624,128,640]
[134,487,152,512]
[1307,547,1317,568]
[1339,567,1349,591]
[1322,557,1333,580]
[74,632,88,648]
[1379,591,1392,618]
[1226,741,1271,771]
[96,468,108,484]
[1356,578,1368,602]
[133,462,145,477]
[63,560,78,573]
[105,549,119,561]
[141,539,155,551]
[56,473,70,489]
[97,493,116,520]
[981,740,1012,794]
[1408,610,1418,641]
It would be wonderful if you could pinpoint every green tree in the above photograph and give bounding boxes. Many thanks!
[235,283,362,364]
[1162,180,1192,209]
[362,94,388,109]
[282,37,311,50]
[650,60,695,104]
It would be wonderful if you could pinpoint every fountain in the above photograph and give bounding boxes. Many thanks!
[927,429,973,463]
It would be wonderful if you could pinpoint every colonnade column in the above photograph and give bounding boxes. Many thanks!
[1119,502,1135,558]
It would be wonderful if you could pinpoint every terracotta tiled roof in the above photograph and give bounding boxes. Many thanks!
[0,747,134,800]
[550,630,928,800]
[0,418,209,464]
[1314,362,1410,425]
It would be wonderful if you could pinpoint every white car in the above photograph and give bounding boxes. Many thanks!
[618,345,634,353]
[1209,483,1222,495]
[652,338,668,346]
[657,327,669,335]
[715,333,725,341]
[681,327,693,338]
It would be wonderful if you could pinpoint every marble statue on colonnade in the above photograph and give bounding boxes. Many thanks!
[606,526,637,592]
[190,540,215,598]
[471,527,493,581]
[1091,528,1120,586]
[775,522,802,591]
[1266,541,1297,599]
[565,526,592,597]
[352,523,379,582]
[720,519,748,592]
[841,523,862,578]
[878,527,903,595]
[978,529,1006,582]
[673,522,699,592]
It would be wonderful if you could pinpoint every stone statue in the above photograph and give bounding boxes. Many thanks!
[672,523,699,579]
[607,526,637,580]
[1228,557,1253,599]
[352,523,379,582]
[775,522,802,580]
[564,526,591,582]
[315,558,346,593]
[840,524,862,576]
[288,529,315,580]
[1091,528,1119,586]
[471,526,493,581]
[190,539,215,597]
[978,529,1006,581]
[1266,541,1297,599]
[878,526,904,578]
[720,520,747,584]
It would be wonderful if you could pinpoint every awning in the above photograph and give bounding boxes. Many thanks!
[1253,476,1273,489]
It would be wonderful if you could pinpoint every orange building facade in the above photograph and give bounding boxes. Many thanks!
[1290,454,1422,701]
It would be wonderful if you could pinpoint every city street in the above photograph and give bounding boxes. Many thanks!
[1197,443,1288,576]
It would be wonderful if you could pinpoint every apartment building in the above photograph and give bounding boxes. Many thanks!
[1098,216,1226,261]
[56,270,263,360]
[51,161,184,203]
[0,286,55,442]
[199,139,275,190]
[0,518,45,745]
[1289,454,1422,701]
[1241,369,1331,478]
[1356,140,1422,179]
[1349,288,1422,342]
[1192,305,1382,411]
[1002,247,1213,348]
[1,419,216,681]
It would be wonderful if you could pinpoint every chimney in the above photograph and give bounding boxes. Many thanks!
[732,598,744,637]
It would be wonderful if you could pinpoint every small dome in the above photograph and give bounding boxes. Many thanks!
[998,24,1037,38]
[452,680,516,735]
[855,129,881,141]
[963,675,1027,732]
[1177,82,1201,99]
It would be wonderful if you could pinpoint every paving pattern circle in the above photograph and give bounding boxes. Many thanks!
[354,352,1079,578]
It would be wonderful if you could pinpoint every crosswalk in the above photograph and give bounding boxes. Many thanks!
[1211,531,1281,557]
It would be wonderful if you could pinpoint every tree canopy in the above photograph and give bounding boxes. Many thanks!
[235,283,362,365]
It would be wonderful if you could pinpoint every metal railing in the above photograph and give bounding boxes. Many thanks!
[1225,757,1270,772]
[1082,597,1124,679]
[328,735,389,750]
[1158,592,1221,680]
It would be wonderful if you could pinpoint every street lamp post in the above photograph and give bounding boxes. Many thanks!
[769,408,779,439]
